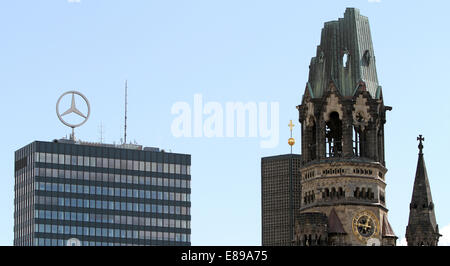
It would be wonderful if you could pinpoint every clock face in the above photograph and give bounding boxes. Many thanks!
[352,210,380,243]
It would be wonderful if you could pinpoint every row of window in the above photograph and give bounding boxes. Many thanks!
[35,196,191,215]
[353,187,375,200]
[303,170,315,180]
[35,225,190,241]
[36,168,191,188]
[303,186,374,205]
[36,182,190,202]
[35,226,190,245]
[302,168,378,181]
[352,168,374,176]
[323,187,345,200]
[36,238,188,246]
[322,168,345,176]
[35,210,190,229]
[35,152,191,175]
[303,191,316,204]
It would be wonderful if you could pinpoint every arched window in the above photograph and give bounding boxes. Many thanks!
[342,51,350,68]
[338,187,344,198]
[353,126,361,156]
[331,188,336,199]
[326,112,343,157]
[360,188,366,199]
[367,188,373,200]
[377,128,384,163]
[354,187,360,198]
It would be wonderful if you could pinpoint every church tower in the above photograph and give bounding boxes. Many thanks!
[294,8,397,246]
[405,136,441,246]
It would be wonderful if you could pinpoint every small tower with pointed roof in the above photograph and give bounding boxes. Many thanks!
[405,135,441,246]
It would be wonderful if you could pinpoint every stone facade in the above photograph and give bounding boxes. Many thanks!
[293,8,397,246]
[261,8,440,247]
[405,138,441,246]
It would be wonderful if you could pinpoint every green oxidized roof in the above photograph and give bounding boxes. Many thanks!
[307,8,382,99]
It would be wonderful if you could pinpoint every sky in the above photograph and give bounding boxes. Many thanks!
[1,0,449,246]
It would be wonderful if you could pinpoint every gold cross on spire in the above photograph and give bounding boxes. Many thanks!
[288,120,295,153]
[288,120,295,132]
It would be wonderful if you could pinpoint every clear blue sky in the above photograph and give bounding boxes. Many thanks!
[1,0,449,245]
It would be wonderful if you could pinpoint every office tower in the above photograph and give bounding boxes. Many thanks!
[14,139,191,246]
[261,154,301,246]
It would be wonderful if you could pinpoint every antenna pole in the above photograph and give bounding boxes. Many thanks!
[99,122,104,143]
[71,127,75,141]
[124,80,128,144]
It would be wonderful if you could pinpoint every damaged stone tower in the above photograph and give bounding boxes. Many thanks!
[294,8,397,246]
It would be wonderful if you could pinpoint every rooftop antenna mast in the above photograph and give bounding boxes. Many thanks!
[99,122,104,143]
[124,80,128,144]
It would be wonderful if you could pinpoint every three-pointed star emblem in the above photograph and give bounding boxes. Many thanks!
[60,92,88,119]
[56,90,91,129]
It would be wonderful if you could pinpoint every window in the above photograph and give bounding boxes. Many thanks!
[97,157,103,167]
[108,158,114,168]
[342,50,350,68]
[72,156,77,166]
[157,163,163,173]
[52,154,58,164]
[101,158,107,168]
[353,125,365,157]
[325,112,342,157]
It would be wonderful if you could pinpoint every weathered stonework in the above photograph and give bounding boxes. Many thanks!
[405,138,441,246]
[294,8,396,246]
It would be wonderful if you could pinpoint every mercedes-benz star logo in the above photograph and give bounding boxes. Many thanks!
[56,91,91,128]
[66,238,81,246]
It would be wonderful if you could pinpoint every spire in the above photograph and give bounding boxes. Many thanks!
[405,135,440,246]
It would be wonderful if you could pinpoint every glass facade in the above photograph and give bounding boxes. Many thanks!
[14,140,191,246]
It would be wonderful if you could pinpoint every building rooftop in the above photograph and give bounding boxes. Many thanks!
[53,138,161,152]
